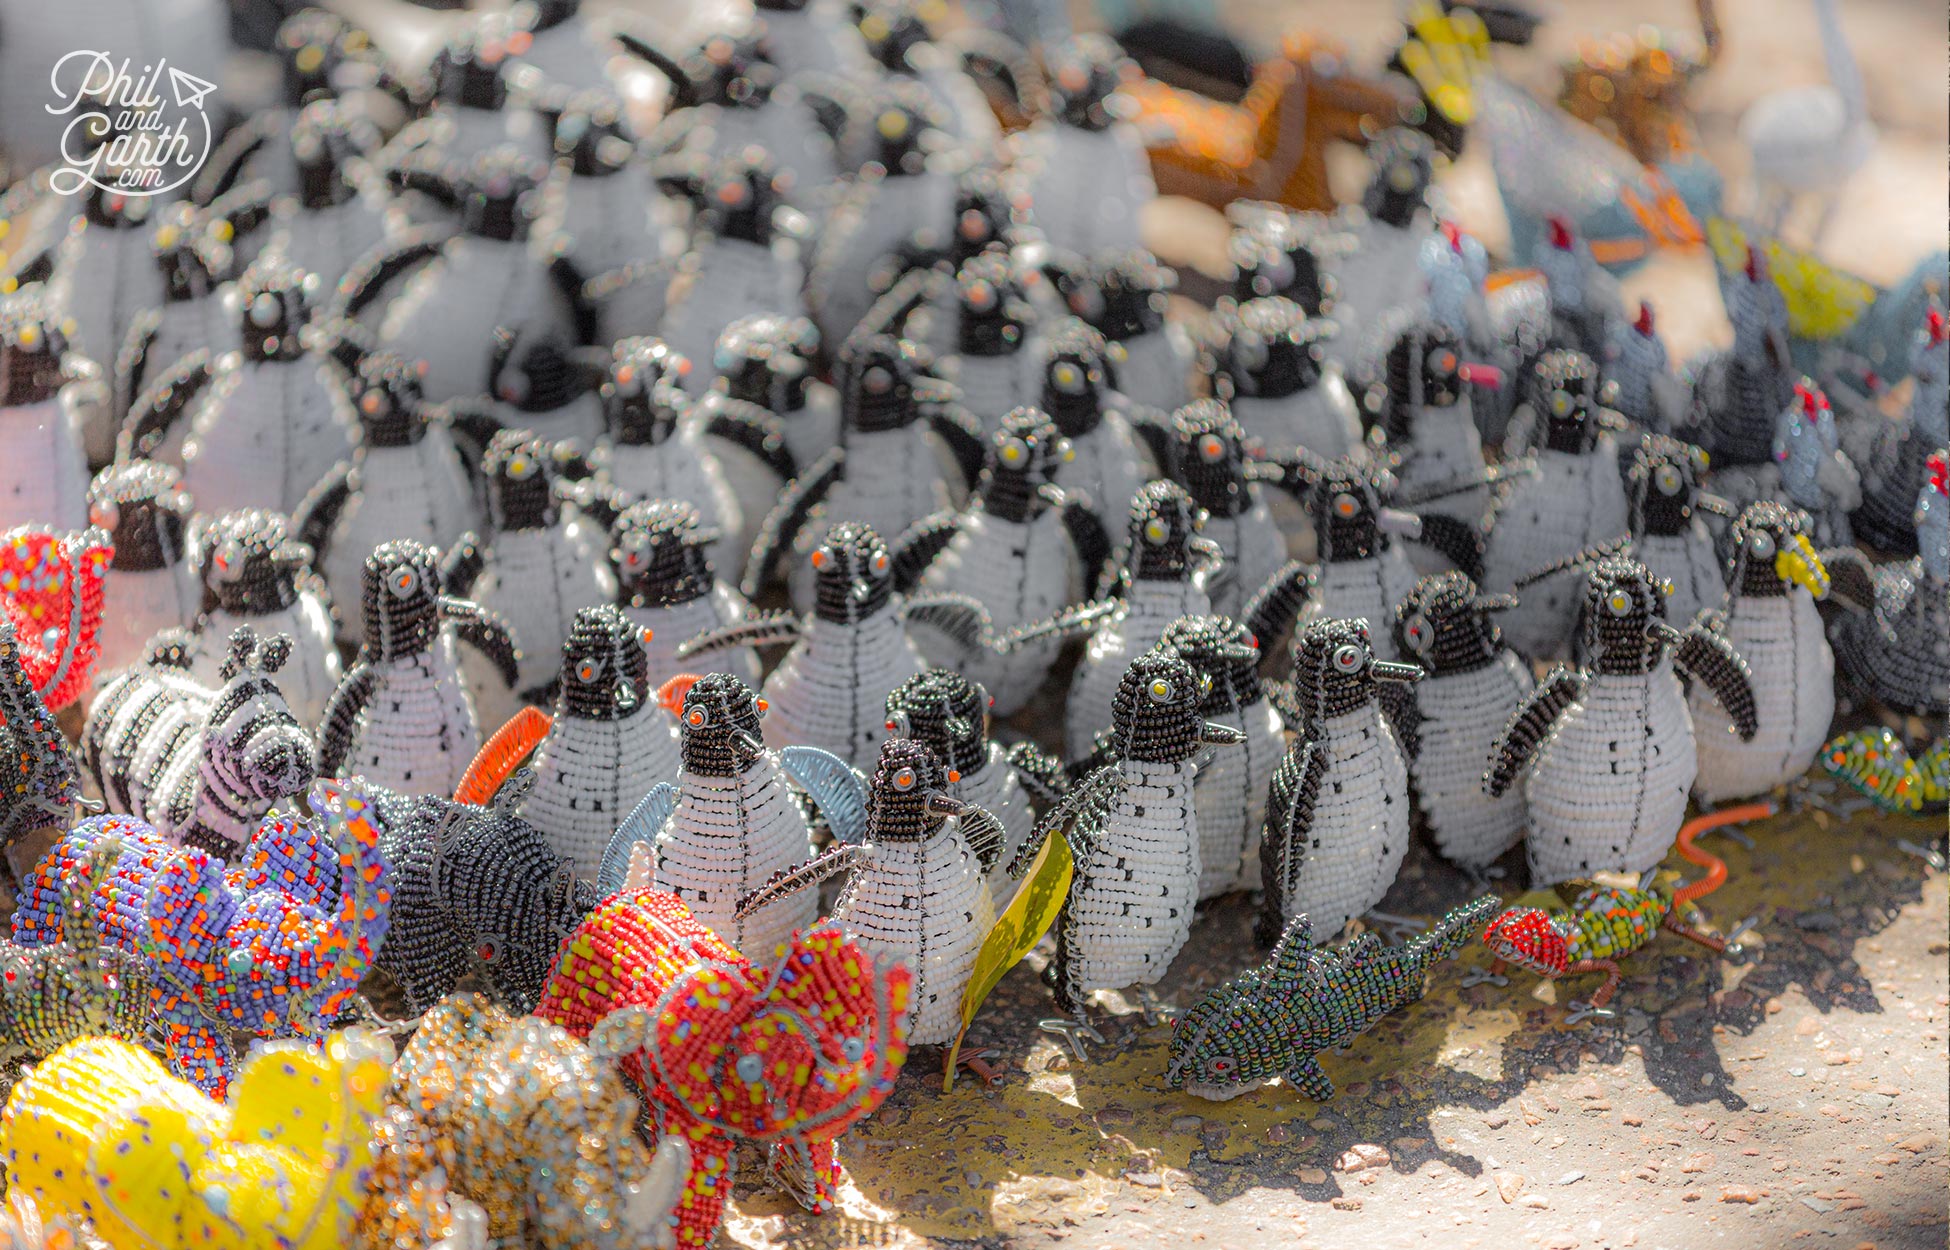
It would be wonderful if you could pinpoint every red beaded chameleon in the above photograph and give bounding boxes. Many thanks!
[1467,804,1771,1022]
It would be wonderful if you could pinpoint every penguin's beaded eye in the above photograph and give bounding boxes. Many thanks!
[886,711,911,736]
[1331,643,1364,673]
[1142,517,1169,545]
[811,546,832,571]
[613,363,643,396]
[575,657,605,683]
[476,935,503,963]
[1747,531,1776,558]
[999,437,1028,466]
[1434,350,1457,376]
[1197,672,1212,696]
[1549,390,1574,417]
[1403,612,1432,653]
[212,541,247,582]
[1386,161,1418,191]
[1147,677,1175,702]
[964,279,997,312]
[716,178,750,208]
[1197,433,1227,463]
[892,766,917,791]
[506,454,538,480]
[957,208,990,242]
[1051,360,1086,394]
[248,293,282,328]
[686,705,712,728]
[862,365,894,395]
[1606,590,1632,616]
[360,390,390,417]
[870,551,891,577]
[388,566,420,599]
[1654,465,1682,495]
[1332,492,1359,519]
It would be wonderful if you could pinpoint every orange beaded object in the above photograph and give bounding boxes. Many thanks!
[537,889,913,1248]
[1126,34,1414,213]
[1558,0,1721,169]
[453,705,553,804]
[0,525,112,710]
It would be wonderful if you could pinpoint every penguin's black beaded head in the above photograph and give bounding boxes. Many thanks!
[953,253,1031,357]
[862,84,946,177]
[1126,479,1214,583]
[361,540,445,659]
[1215,298,1325,403]
[1579,557,1672,674]
[1076,250,1173,344]
[549,99,635,178]
[461,151,548,243]
[1394,571,1511,676]
[1169,399,1253,518]
[483,429,558,531]
[1228,219,1330,313]
[195,509,309,616]
[680,28,780,109]
[611,498,717,607]
[838,334,924,433]
[979,407,1070,523]
[1289,618,1419,719]
[1110,649,1212,763]
[1362,127,1434,229]
[275,8,358,109]
[676,672,766,775]
[1046,35,1132,132]
[427,29,513,113]
[947,168,1021,266]
[1526,349,1603,453]
[528,0,583,27]
[884,669,989,777]
[346,352,430,447]
[1382,322,1466,436]
[81,185,153,231]
[230,255,316,364]
[558,604,651,721]
[715,314,817,413]
[0,288,72,407]
[87,461,191,573]
[152,206,229,304]
[865,737,950,842]
[289,100,378,211]
[809,522,895,623]
[1728,501,1824,599]
[1157,615,1264,714]
[1627,435,1710,537]
[700,151,789,245]
[1299,457,1396,562]
[601,337,690,445]
[1039,318,1115,437]
[859,4,933,76]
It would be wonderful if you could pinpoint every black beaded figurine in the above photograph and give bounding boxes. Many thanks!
[610,497,762,686]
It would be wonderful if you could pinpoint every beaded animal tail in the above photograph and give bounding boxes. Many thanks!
[455,707,553,804]
[1672,802,1774,905]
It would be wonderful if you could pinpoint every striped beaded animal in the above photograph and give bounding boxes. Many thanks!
[82,625,318,854]
[536,890,913,1249]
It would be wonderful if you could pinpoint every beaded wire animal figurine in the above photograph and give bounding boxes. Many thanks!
[1057,249,1196,417]
[85,459,203,681]
[0,619,83,856]
[1624,435,1730,628]
[1009,36,1153,256]
[696,312,841,501]
[1819,728,1949,815]
[1466,804,1770,1023]
[1132,399,1287,623]
[1370,319,1505,540]
[1824,448,1950,720]
[113,201,243,423]
[0,286,103,534]
[1208,296,1362,462]
[1035,317,1152,549]
[0,526,112,713]
[610,498,762,686]
[537,890,913,1249]
[1167,894,1498,1102]
[1844,301,1947,556]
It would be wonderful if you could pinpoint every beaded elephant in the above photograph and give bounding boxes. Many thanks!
[11,780,392,1095]
[538,890,913,1249]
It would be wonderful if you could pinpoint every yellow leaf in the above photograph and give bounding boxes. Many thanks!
[942,836,1072,1092]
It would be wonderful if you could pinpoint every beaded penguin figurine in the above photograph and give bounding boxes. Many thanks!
[0,620,84,856]
[1006,649,1244,1035]
[1825,450,1950,720]
[1372,319,1502,541]
[1209,297,1362,462]
[316,541,519,797]
[46,190,168,447]
[84,460,202,682]
[1011,36,1154,256]
[1167,895,1498,1102]
[609,499,761,686]
[1846,301,1948,556]
[1060,249,1194,416]
[123,255,357,518]
[0,287,103,533]
[932,254,1045,434]
[1625,435,1729,628]
[1321,128,1437,378]
[884,669,1038,906]
[1143,399,1288,623]
[1228,212,1335,315]
[1037,318,1151,551]
[1258,618,1422,945]
[697,311,841,500]
[1691,503,1835,804]
[1388,573,1533,875]
[249,101,401,296]
[1682,244,1796,468]
[734,737,1005,1049]
[1481,349,1631,661]
[112,203,241,424]
[379,29,555,183]
[1156,615,1284,900]
[1485,556,1758,885]
[544,97,681,285]
[894,408,1109,715]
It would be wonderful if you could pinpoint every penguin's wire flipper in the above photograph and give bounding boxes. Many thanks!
[702,396,797,481]
[996,600,1117,652]
[677,612,803,659]
[1005,741,1069,806]
[900,592,993,652]
[1410,512,1485,582]
[1482,665,1585,798]
[119,351,215,462]
[327,231,446,321]
[889,511,961,594]
[1671,623,1758,741]
[315,663,378,780]
[742,448,844,599]
[734,845,869,920]
[1672,802,1775,905]
[1058,501,1114,599]
[1512,534,1633,589]
[454,707,553,806]
[613,32,698,110]
[924,400,989,493]
[1241,560,1311,653]
[1816,545,1878,615]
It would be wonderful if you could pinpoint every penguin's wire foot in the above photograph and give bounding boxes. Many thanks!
[1896,839,1947,870]
[953,1048,1005,1088]
[1135,986,1176,1026]
[1460,966,1509,989]
[1038,1017,1106,1061]
[1365,910,1429,943]
[1461,864,1508,892]
[1563,1000,1617,1026]
[1724,914,1760,947]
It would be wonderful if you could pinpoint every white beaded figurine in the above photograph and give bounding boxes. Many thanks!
[1373,320,1500,546]
[256,102,403,299]
[697,313,841,504]
[1208,298,1361,462]
[1038,319,1150,555]
[181,509,341,728]
[1321,129,1437,381]
[0,287,102,534]
[112,203,240,426]
[1625,436,1729,629]
[1388,573,1533,875]
[611,499,761,687]
[84,461,203,686]
[933,255,1045,434]
[516,605,682,879]
[545,98,684,291]
[1691,504,1836,804]
[1145,399,1287,623]
[1052,251,1193,415]
[316,540,520,797]
[1485,557,1758,886]
[1010,36,1153,257]
[1258,618,1421,945]
[1156,616,1284,900]
[47,190,168,458]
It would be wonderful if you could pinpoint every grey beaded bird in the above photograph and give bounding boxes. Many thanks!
[1825,449,1950,720]
[1681,244,1797,469]
[1843,301,1947,556]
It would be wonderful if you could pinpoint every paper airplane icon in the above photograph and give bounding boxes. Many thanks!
[166,66,218,111]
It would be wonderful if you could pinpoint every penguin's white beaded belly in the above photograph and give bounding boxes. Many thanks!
[1232,382,1363,462]
[834,827,995,1045]
[950,352,1042,435]
[665,241,804,389]
[474,522,617,695]
[380,242,546,403]
[1277,707,1410,938]
[343,637,479,795]
[95,565,202,684]
[325,439,477,641]
[1065,758,1200,994]
[1524,661,1696,884]
[0,400,90,532]
[182,361,354,516]
[189,600,341,728]
[956,746,1035,906]
[276,198,390,293]
[1203,503,1285,622]
[1300,551,1421,661]
[1411,654,1533,869]
[914,511,1073,715]
[1486,446,1630,659]
[1636,529,1727,628]
[1021,127,1150,256]
[1193,700,1283,898]
[629,587,762,687]
[1066,423,1148,546]
[605,436,744,575]
[763,611,926,770]
[522,709,681,878]
[1691,591,1832,803]
[653,765,817,955]
[1064,578,1211,759]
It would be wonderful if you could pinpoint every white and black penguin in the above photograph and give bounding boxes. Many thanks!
[1624,435,1728,629]
[1482,349,1631,661]
[1321,128,1437,381]
[294,351,481,641]
[1227,213,1334,316]
[1043,480,1220,760]
[1052,250,1194,415]
[46,189,168,457]
[517,605,681,878]
[0,287,102,533]
[1038,318,1150,554]
[545,97,684,287]
[884,668,1038,906]
[1145,399,1287,623]
[860,165,1036,363]
[181,509,341,729]
[1387,573,1532,874]
[1690,502,1836,804]
[893,408,1111,716]
[1373,320,1502,544]
[1208,297,1361,462]
[1007,648,1245,1017]
[124,254,356,518]
[1485,556,1758,886]
[316,540,520,796]
[448,428,616,710]
[697,312,843,507]
[1257,618,1421,946]
[743,333,984,613]
[113,203,242,429]
[84,461,202,686]
[1826,451,1950,721]
[734,736,1004,1046]
[500,0,629,101]
[933,253,1044,434]
[377,29,554,184]
[855,0,999,146]
[1010,36,1153,256]
[1156,615,1284,900]
[685,522,989,771]
[253,101,404,297]
[610,498,762,686]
